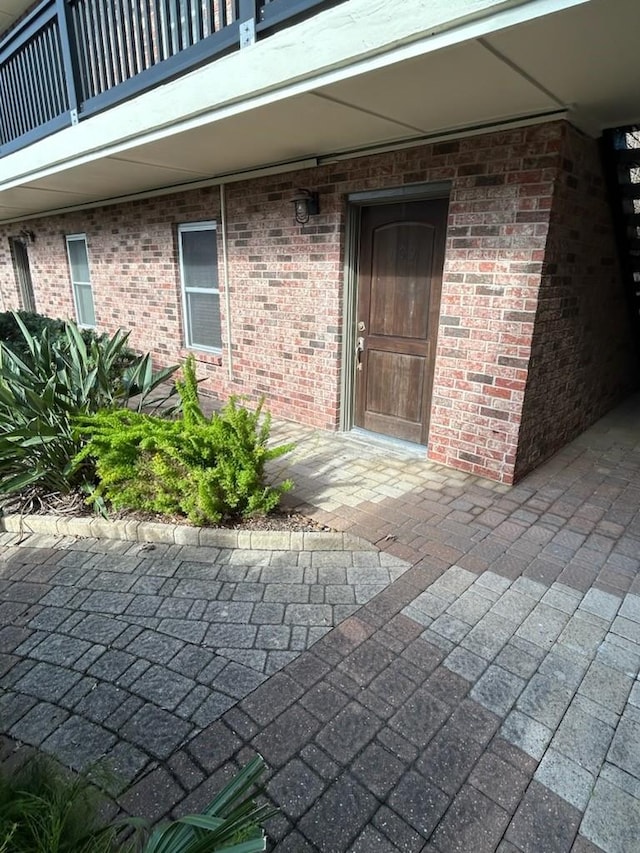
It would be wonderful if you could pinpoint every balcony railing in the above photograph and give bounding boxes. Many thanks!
[0,0,341,157]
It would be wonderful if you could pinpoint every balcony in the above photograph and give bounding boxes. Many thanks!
[0,0,343,157]
[0,0,639,223]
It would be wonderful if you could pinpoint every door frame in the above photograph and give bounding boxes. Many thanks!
[339,181,451,434]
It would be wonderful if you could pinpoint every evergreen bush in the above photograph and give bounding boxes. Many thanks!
[74,356,293,525]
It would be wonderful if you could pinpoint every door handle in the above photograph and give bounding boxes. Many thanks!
[356,336,364,371]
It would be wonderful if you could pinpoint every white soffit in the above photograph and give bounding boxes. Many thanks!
[314,40,560,135]
[0,185,89,215]
[118,94,416,173]
[17,93,414,211]
[20,158,210,201]
[0,0,585,187]
[484,0,640,129]
[0,0,25,34]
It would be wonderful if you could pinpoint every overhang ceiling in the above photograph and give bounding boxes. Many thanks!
[0,0,24,34]
[1,0,639,223]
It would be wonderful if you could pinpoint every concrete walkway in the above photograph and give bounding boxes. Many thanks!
[1,393,640,851]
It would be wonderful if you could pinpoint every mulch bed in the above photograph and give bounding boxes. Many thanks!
[0,487,330,533]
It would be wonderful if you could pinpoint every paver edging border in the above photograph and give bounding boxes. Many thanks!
[0,512,377,552]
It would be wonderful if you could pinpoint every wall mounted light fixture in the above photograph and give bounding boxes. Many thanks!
[291,189,319,224]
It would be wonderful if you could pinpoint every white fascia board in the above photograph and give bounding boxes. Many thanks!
[0,0,588,190]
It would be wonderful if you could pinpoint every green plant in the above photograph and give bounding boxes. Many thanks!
[0,757,122,852]
[0,313,177,498]
[0,755,275,853]
[141,756,276,852]
[74,355,293,525]
[0,311,63,353]
[0,311,137,372]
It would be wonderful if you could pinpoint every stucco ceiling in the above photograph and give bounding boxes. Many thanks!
[1,0,639,222]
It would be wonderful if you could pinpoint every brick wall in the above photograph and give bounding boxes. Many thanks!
[0,189,220,368]
[514,124,636,479]
[0,120,634,483]
[0,180,345,430]
[425,122,559,482]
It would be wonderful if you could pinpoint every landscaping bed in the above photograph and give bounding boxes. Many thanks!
[0,312,311,534]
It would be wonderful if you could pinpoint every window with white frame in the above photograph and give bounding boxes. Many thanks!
[65,234,96,327]
[178,221,221,351]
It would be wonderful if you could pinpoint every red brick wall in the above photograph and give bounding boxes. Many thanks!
[222,174,344,427]
[513,124,636,479]
[426,122,559,482]
[0,120,634,483]
[0,181,345,430]
[0,190,219,366]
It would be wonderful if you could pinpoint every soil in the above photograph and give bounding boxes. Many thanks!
[0,487,331,533]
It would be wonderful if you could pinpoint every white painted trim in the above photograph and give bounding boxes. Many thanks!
[177,221,217,231]
[220,183,233,381]
[65,233,96,329]
[177,221,222,354]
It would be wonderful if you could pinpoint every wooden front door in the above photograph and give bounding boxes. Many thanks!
[354,198,448,444]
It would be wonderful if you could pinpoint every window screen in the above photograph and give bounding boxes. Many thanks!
[178,222,221,351]
[65,234,95,327]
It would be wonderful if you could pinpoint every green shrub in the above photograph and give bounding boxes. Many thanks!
[0,310,136,372]
[74,356,293,525]
[0,757,121,853]
[0,311,64,352]
[0,754,275,853]
[0,313,177,498]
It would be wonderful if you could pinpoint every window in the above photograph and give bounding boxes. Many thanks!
[65,234,95,327]
[178,222,221,351]
[9,237,36,312]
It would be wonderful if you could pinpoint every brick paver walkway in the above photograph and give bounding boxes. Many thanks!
[0,536,407,791]
[1,392,640,851]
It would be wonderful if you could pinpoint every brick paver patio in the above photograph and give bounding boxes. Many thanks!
[0,533,407,788]
[1,392,639,851]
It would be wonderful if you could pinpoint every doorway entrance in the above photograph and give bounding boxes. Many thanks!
[353,197,448,445]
